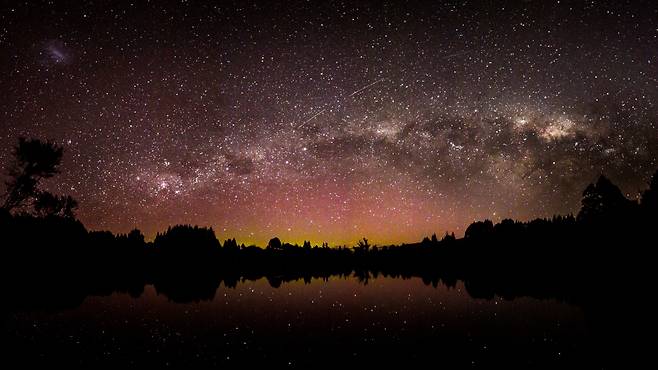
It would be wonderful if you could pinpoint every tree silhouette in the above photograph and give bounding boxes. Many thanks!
[223,238,239,251]
[356,237,371,252]
[577,175,636,223]
[267,237,282,250]
[126,228,145,244]
[34,192,78,218]
[442,232,456,242]
[464,219,494,239]
[1,138,64,213]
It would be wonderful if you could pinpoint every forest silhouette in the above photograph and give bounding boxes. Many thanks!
[1,137,655,328]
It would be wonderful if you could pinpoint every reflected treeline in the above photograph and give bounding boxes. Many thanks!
[0,138,656,319]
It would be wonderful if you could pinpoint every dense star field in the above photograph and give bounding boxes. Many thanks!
[1,0,656,245]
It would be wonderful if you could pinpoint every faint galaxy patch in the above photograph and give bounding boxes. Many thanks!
[40,39,73,66]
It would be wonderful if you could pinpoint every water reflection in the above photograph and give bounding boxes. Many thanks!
[7,276,593,368]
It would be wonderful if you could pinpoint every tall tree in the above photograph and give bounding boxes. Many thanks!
[1,138,63,213]
[577,175,636,223]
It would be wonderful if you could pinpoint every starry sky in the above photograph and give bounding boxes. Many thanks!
[1,0,657,245]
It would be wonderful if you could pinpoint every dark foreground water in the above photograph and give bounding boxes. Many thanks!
[6,276,598,368]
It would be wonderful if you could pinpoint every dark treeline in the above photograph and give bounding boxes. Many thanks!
[1,137,656,333]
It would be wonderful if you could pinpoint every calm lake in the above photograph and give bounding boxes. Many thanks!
[6,276,598,367]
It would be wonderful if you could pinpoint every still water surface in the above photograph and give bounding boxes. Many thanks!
[7,276,592,367]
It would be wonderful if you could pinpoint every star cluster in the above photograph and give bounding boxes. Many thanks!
[1,0,657,245]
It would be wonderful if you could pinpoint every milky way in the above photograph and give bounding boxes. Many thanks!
[1,1,657,245]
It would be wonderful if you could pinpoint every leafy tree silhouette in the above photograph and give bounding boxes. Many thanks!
[577,175,636,223]
[153,224,221,272]
[1,138,64,213]
[267,237,282,250]
[464,219,493,239]
[34,192,78,218]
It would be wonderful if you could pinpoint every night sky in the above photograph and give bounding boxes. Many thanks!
[1,0,657,245]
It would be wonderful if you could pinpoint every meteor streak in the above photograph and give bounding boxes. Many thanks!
[297,77,388,128]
